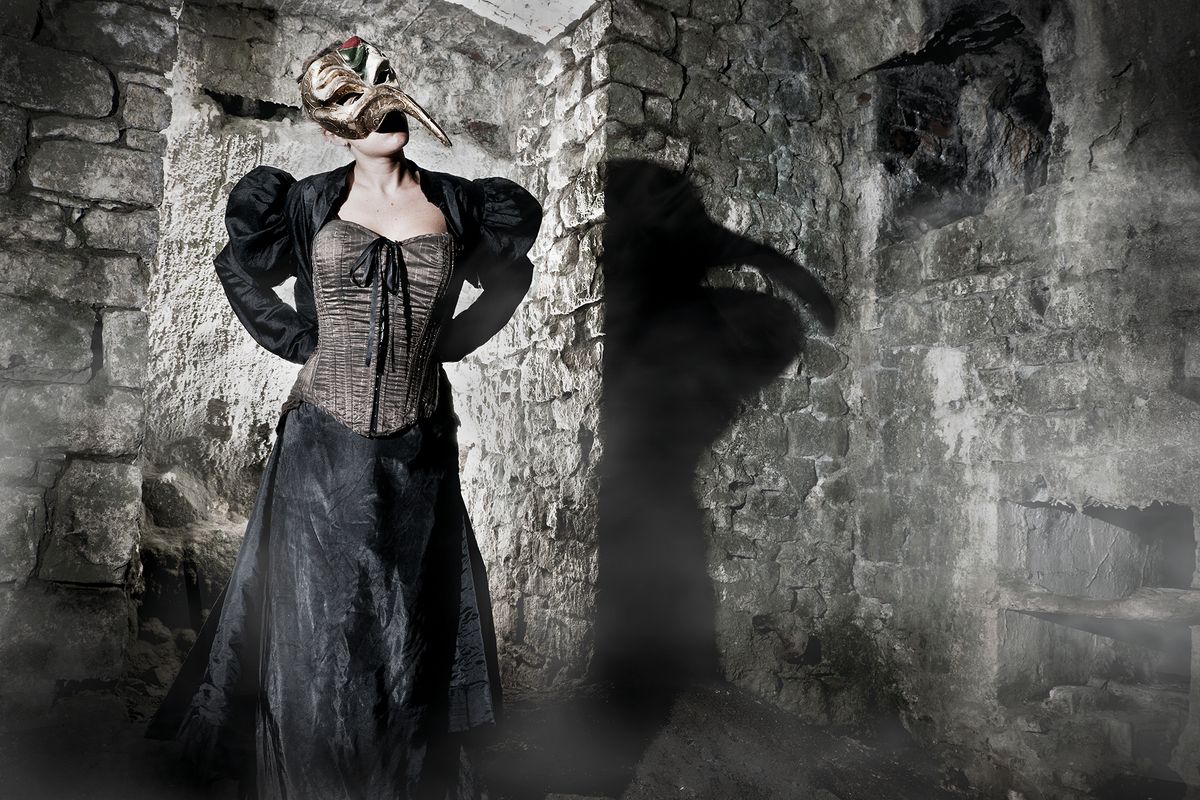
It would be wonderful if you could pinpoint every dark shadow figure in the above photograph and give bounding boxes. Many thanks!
[483,158,836,798]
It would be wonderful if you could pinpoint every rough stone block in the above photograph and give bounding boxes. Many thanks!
[0,488,45,584]
[998,502,1146,599]
[644,94,673,127]
[0,40,114,117]
[676,19,728,72]
[800,338,846,378]
[40,460,141,584]
[786,413,849,457]
[0,457,37,481]
[142,467,210,528]
[0,582,131,684]
[606,82,645,127]
[0,196,63,243]
[8,0,40,38]
[692,0,741,24]
[0,296,94,382]
[30,115,121,143]
[0,245,146,307]
[0,104,27,191]
[922,215,982,281]
[641,0,690,14]
[611,0,676,52]
[1016,363,1089,414]
[42,0,178,72]
[759,374,810,413]
[123,127,166,153]
[935,295,993,345]
[27,140,163,205]
[1015,332,1075,366]
[773,72,821,123]
[602,41,684,99]
[678,74,747,133]
[81,208,158,255]
[100,309,147,387]
[121,83,171,131]
[139,521,240,631]
[810,379,849,416]
[0,383,144,454]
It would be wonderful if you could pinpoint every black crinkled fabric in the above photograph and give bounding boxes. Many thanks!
[145,377,502,799]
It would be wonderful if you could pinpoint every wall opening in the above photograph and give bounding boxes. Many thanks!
[996,500,1196,788]
[868,6,1052,242]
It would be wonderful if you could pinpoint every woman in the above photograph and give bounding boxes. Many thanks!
[144,35,542,800]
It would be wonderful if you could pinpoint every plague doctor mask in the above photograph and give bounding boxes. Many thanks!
[298,35,452,146]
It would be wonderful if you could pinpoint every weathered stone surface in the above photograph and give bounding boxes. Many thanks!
[30,114,121,143]
[0,196,64,242]
[41,0,178,72]
[0,488,45,584]
[101,309,147,387]
[124,128,166,153]
[27,141,163,205]
[8,0,40,39]
[602,42,685,99]
[142,466,210,528]
[40,460,141,585]
[139,522,242,631]
[0,40,114,117]
[0,457,37,481]
[81,208,158,255]
[606,82,645,127]
[0,246,146,307]
[611,0,677,52]
[121,83,171,131]
[0,383,143,454]
[0,582,131,684]
[0,296,94,382]
[0,104,26,191]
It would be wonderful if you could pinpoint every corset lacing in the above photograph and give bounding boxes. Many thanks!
[349,236,414,371]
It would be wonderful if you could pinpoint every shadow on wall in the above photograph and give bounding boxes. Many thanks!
[492,158,837,795]
[594,157,837,688]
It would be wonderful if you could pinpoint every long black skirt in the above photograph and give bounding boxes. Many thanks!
[144,377,502,800]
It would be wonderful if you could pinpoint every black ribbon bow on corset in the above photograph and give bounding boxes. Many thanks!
[349,237,416,371]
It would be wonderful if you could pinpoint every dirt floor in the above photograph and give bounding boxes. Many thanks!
[0,680,973,800]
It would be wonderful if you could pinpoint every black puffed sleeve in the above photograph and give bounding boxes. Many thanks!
[213,166,318,364]
[460,176,543,290]
[436,176,542,361]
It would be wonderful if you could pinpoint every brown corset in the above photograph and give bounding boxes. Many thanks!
[282,219,459,436]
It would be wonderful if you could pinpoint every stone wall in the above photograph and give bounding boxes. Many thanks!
[453,4,608,689]
[589,0,863,717]
[0,0,178,714]
[591,0,1200,796]
[822,0,1200,796]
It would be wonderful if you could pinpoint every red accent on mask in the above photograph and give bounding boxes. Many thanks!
[340,35,362,49]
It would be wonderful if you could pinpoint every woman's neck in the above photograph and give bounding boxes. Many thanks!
[350,152,417,195]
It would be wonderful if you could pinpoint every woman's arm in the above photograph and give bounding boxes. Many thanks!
[214,166,318,364]
[436,175,542,361]
[435,254,534,361]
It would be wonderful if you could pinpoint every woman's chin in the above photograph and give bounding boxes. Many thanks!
[354,130,409,156]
